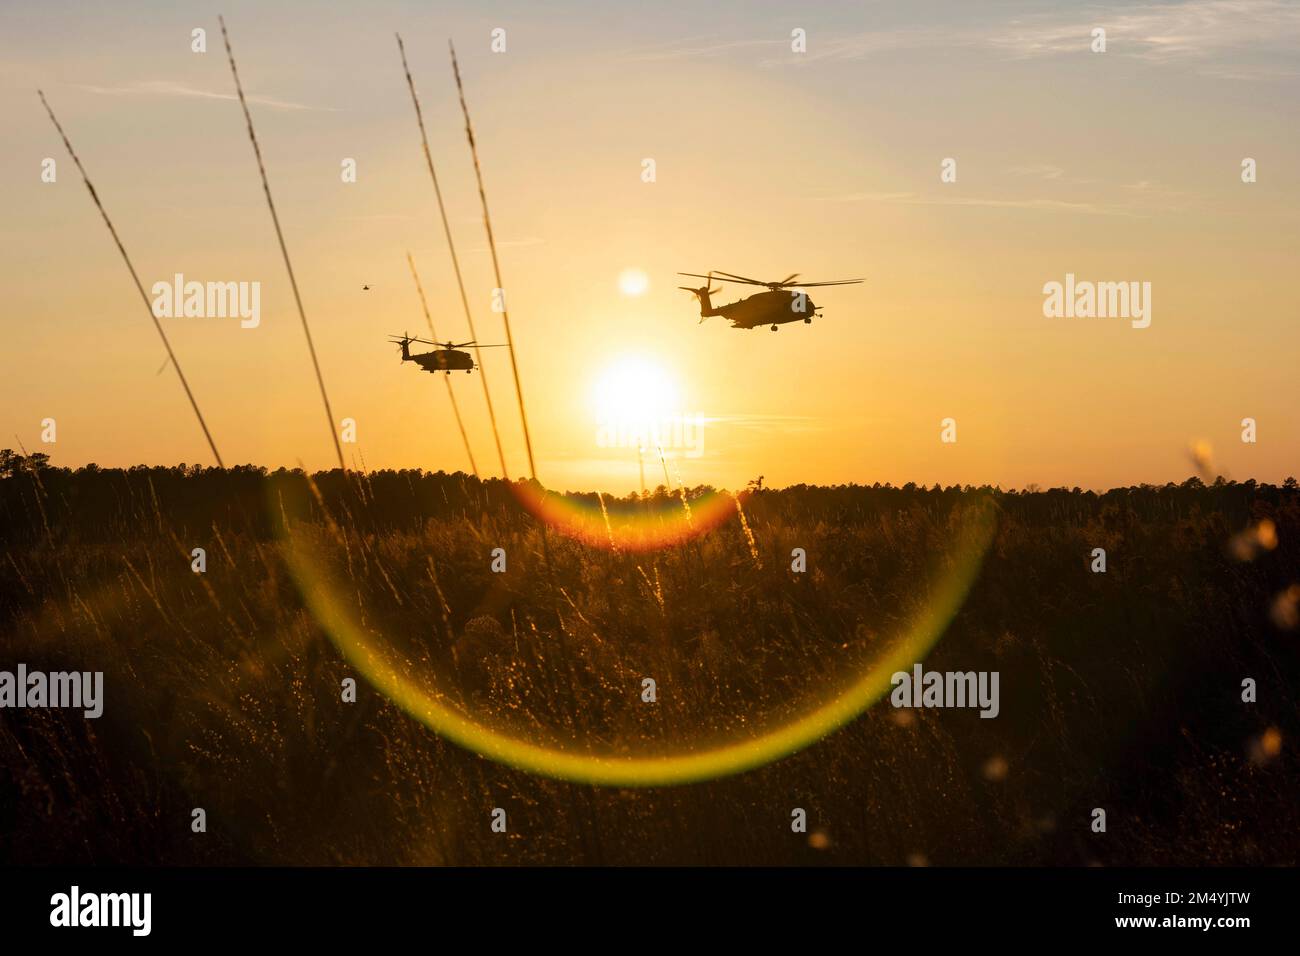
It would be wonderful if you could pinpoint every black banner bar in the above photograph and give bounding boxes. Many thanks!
[0,866,1287,942]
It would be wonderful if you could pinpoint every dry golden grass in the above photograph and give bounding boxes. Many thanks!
[2,465,1298,865]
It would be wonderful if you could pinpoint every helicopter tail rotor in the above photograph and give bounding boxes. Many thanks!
[388,331,419,361]
[678,284,720,322]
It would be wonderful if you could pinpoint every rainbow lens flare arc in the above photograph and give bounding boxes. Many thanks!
[510,481,737,552]
[278,489,997,788]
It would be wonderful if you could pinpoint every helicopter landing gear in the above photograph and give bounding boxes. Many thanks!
[771,324,779,331]
[804,317,812,324]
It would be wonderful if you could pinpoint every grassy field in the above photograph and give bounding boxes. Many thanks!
[2,456,1297,865]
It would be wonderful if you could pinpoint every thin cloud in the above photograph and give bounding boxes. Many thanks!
[467,236,546,252]
[625,36,782,61]
[989,0,1300,65]
[73,79,335,112]
[1007,164,1066,180]
[815,191,1143,217]
[812,190,916,203]
[763,27,967,67]
[625,1,1300,80]
[933,196,1135,215]
[624,28,951,65]
[707,414,829,434]
[623,26,967,67]
[1199,63,1300,80]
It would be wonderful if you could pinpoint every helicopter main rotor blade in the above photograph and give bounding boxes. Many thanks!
[680,271,864,289]
[788,278,866,287]
[711,270,770,286]
[680,270,769,287]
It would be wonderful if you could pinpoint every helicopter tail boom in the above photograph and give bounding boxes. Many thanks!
[677,284,718,320]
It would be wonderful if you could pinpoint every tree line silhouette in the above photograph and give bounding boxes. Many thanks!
[2,449,1295,546]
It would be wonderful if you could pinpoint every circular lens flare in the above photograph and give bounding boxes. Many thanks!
[276,489,996,788]
[618,267,649,296]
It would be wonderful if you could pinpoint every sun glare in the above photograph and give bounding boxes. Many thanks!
[618,267,650,296]
[592,355,679,427]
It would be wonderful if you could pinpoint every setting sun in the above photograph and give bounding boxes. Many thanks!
[591,355,680,428]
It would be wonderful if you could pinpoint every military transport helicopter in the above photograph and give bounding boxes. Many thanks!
[677,270,863,330]
[388,333,508,374]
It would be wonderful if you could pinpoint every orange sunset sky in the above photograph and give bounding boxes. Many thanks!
[2,0,1297,493]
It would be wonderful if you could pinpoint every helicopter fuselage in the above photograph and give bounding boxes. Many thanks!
[700,289,820,329]
[407,348,474,372]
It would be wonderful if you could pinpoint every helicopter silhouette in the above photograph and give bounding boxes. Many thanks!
[389,333,508,374]
[678,270,863,330]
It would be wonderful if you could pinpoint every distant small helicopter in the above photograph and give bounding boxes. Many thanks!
[388,333,508,374]
[678,270,863,330]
